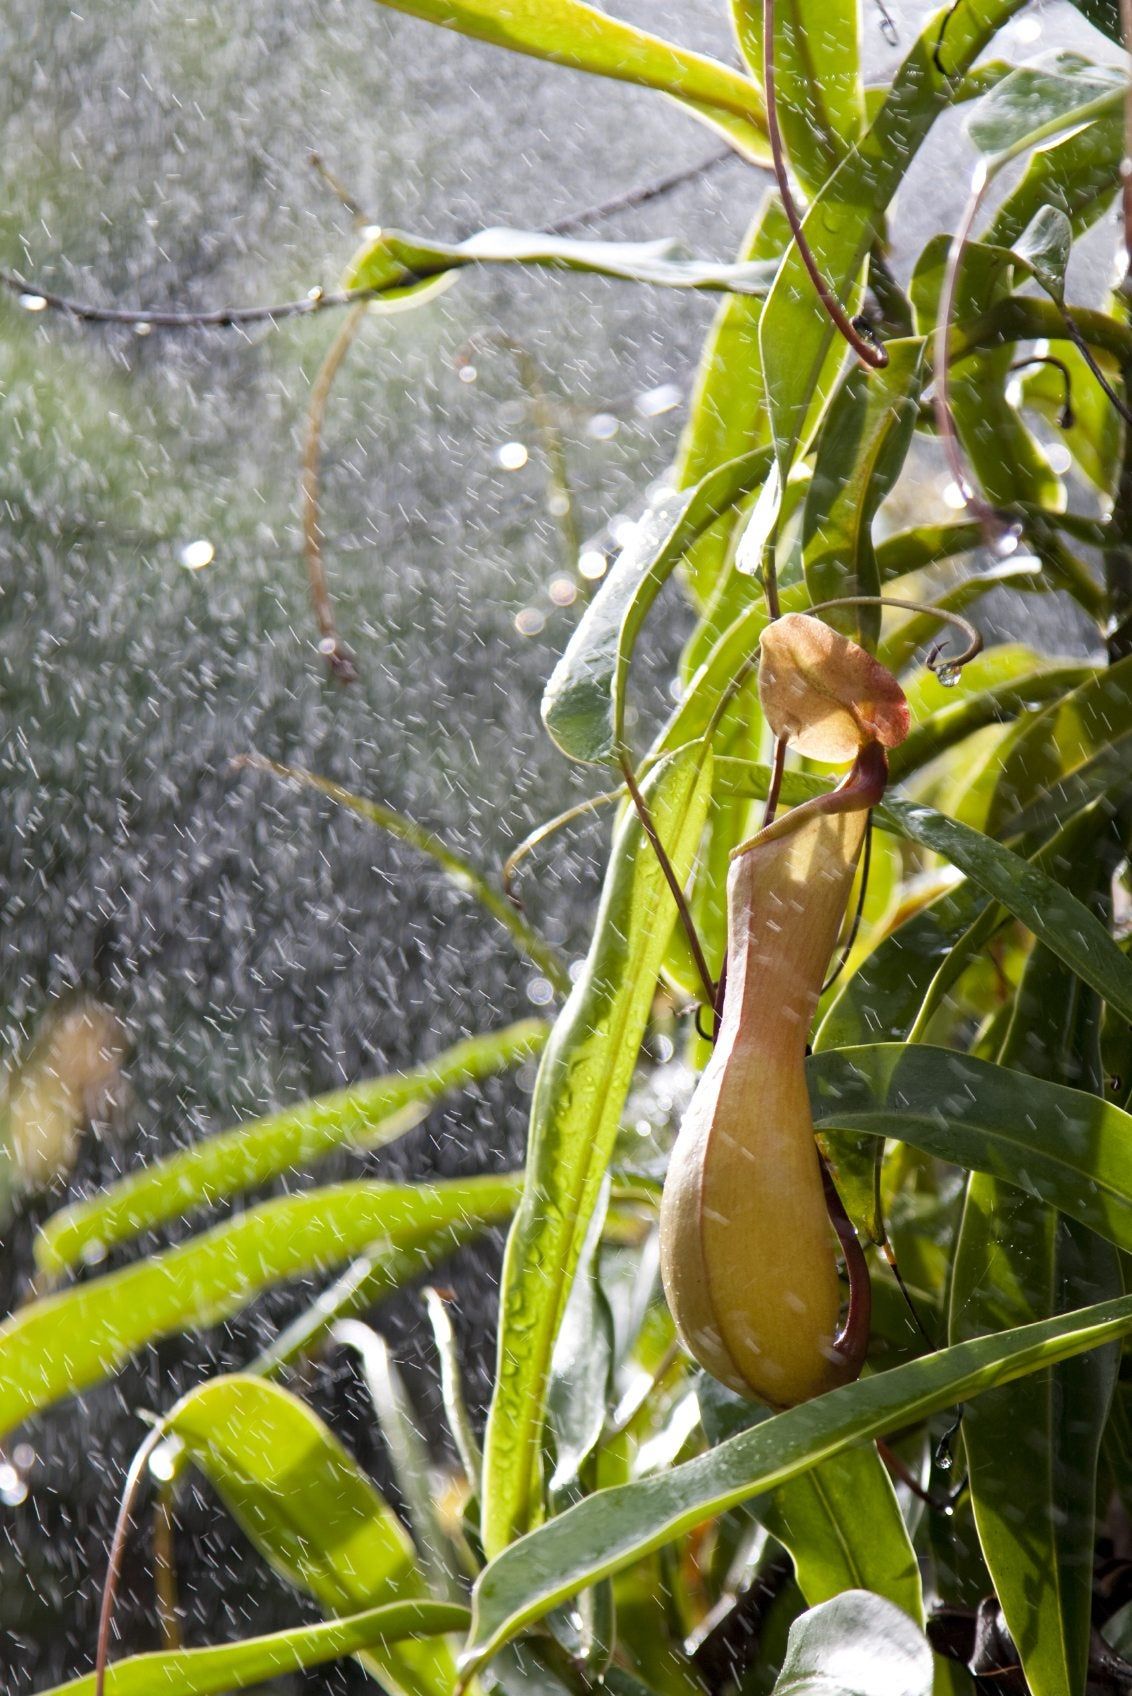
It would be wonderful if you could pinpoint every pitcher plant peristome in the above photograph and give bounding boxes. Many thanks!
[660,614,909,1406]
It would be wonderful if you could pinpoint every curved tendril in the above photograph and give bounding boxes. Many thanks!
[619,753,717,1011]
[803,593,983,675]
[763,0,887,370]
[819,1156,872,1379]
[821,813,873,995]
[502,787,623,907]
[95,1423,170,1696]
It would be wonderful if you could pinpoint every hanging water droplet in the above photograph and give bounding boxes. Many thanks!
[18,293,48,313]
[991,521,1023,559]
[935,663,962,688]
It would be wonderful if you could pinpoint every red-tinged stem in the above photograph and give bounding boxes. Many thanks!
[820,1156,872,1382]
[762,0,887,369]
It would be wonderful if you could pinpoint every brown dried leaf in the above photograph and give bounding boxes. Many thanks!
[758,613,909,762]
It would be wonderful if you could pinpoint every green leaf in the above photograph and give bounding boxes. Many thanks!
[1002,728,1132,842]
[675,194,789,609]
[769,1592,933,1696]
[982,652,1132,835]
[0,1171,521,1441]
[807,1045,1132,1253]
[987,104,1123,252]
[953,1185,1121,1696]
[760,0,1025,477]
[35,1600,469,1696]
[1013,205,1072,303]
[36,1019,547,1275]
[757,1445,924,1624]
[334,1321,463,1598]
[167,1376,455,1696]
[462,1295,1132,1671]
[542,451,771,763]
[343,226,780,300]
[480,746,713,1555]
[966,53,1120,157]
[888,663,1092,783]
[874,521,984,582]
[950,855,1122,1696]
[730,0,863,194]
[802,339,925,647]
[877,794,1132,1026]
[362,0,768,162]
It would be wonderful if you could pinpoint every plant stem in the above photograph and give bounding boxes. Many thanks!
[762,0,886,369]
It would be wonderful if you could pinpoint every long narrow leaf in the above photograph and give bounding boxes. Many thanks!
[34,1600,469,1696]
[166,1376,455,1696]
[463,1295,1132,1671]
[36,1019,546,1274]
[480,746,713,1556]
[0,1172,522,1440]
[362,0,768,162]
[542,451,771,763]
[344,226,778,299]
[807,1044,1132,1253]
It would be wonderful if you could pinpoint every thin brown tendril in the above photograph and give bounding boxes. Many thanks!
[804,593,983,674]
[882,1239,937,1350]
[822,813,872,993]
[819,1156,872,1381]
[1009,354,1075,428]
[761,734,788,831]
[763,0,887,370]
[502,787,623,907]
[0,267,373,329]
[619,752,717,1009]
[95,1424,168,1696]
[301,302,366,682]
